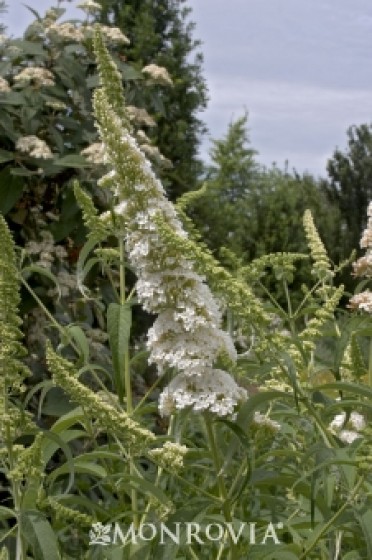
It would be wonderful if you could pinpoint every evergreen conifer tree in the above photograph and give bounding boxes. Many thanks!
[97,0,208,198]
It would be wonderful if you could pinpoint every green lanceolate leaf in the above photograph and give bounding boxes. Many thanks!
[22,265,61,299]
[107,302,132,402]
[53,154,91,168]
[0,149,14,164]
[66,324,90,365]
[0,169,23,214]
[354,502,372,559]
[21,510,61,560]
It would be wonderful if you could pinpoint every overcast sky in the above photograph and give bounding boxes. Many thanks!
[3,0,372,176]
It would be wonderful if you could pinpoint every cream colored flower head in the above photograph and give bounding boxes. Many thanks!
[360,218,372,249]
[127,106,156,127]
[16,136,53,159]
[253,411,281,434]
[149,441,188,472]
[14,67,55,87]
[352,201,372,277]
[348,290,372,313]
[159,369,248,418]
[77,0,102,13]
[81,142,106,164]
[329,411,365,444]
[46,22,84,42]
[352,254,372,278]
[99,25,130,45]
[0,77,11,92]
[142,64,173,87]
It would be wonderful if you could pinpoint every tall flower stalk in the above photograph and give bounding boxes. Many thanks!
[0,215,32,560]
[92,27,246,418]
[90,28,247,544]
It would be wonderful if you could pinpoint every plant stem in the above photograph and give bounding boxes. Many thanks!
[133,371,165,414]
[204,415,236,560]
[298,476,365,560]
[4,390,25,560]
[204,416,230,517]
[140,416,175,524]
[368,337,372,388]
[283,279,296,335]
[119,238,138,527]
[21,277,73,348]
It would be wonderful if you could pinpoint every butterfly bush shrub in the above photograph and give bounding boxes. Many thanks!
[1,25,372,560]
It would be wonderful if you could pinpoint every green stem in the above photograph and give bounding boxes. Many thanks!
[283,279,296,335]
[227,459,247,501]
[140,416,175,524]
[257,280,286,316]
[4,388,25,560]
[204,415,236,560]
[133,371,165,414]
[103,264,120,303]
[204,417,230,516]
[21,278,73,349]
[368,338,372,388]
[298,476,365,560]
[119,239,126,305]
[293,279,321,319]
[118,238,138,527]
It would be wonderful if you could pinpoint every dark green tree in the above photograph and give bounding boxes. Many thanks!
[0,1,7,35]
[97,0,208,198]
[188,114,341,264]
[187,113,259,258]
[325,123,372,257]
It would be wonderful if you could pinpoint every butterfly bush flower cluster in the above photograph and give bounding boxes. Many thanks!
[252,411,281,434]
[148,441,188,472]
[0,76,11,92]
[349,201,372,312]
[14,67,55,87]
[81,142,106,164]
[142,64,173,87]
[329,411,365,444]
[16,135,53,159]
[77,0,102,14]
[93,30,246,417]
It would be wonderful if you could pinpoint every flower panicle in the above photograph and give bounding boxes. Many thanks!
[340,335,366,381]
[158,369,248,418]
[349,201,372,311]
[8,433,44,483]
[0,215,31,393]
[92,26,131,130]
[92,38,249,417]
[43,496,94,527]
[93,87,238,378]
[303,209,332,279]
[300,284,344,348]
[148,441,188,472]
[46,342,156,451]
[73,181,111,242]
[241,252,308,284]
[154,215,269,329]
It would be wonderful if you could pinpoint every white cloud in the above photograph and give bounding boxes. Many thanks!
[199,78,372,174]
